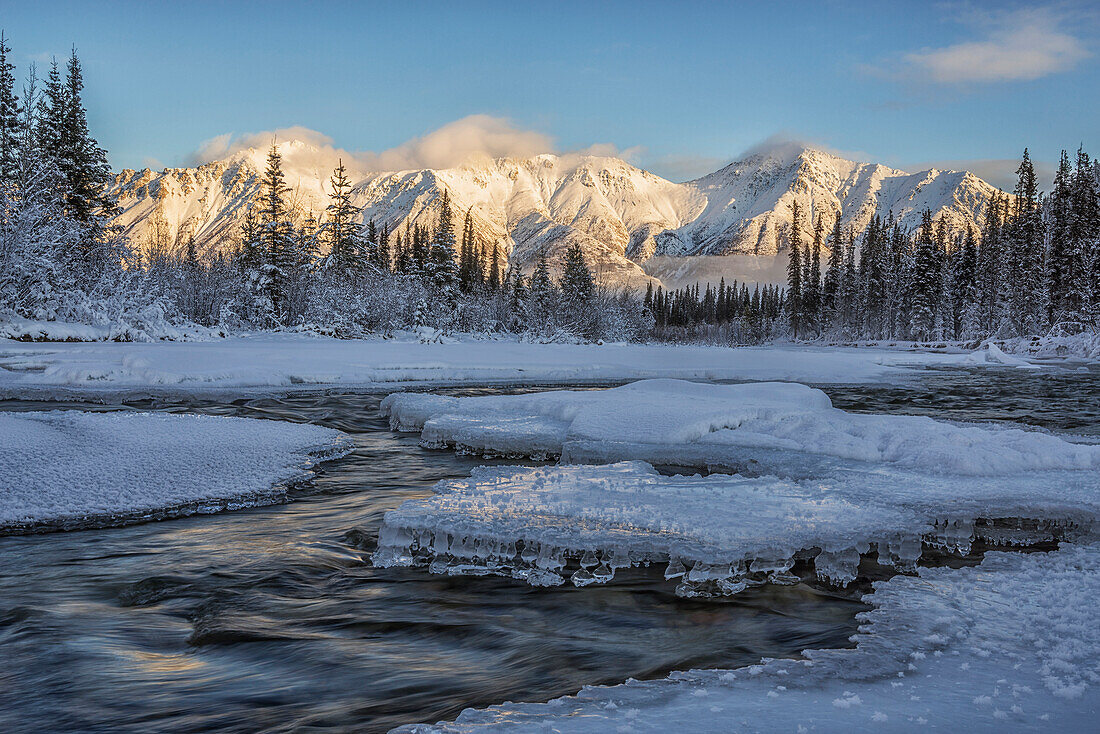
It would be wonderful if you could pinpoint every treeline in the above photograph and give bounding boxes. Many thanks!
[211,143,651,340]
[0,36,649,342]
[0,37,138,332]
[644,280,786,344]
[3,36,1097,346]
[647,147,1100,345]
[782,148,1100,342]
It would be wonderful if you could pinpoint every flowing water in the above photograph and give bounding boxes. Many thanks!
[2,366,1098,733]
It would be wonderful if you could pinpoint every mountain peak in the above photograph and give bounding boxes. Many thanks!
[108,141,1006,289]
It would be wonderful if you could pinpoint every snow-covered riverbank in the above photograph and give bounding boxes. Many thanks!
[0,410,352,532]
[0,333,1039,399]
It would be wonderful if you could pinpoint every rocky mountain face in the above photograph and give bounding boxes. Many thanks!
[109,142,1004,289]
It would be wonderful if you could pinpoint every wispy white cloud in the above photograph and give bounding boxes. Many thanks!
[186,116,556,172]
[185,116,673,178]
[357,115,554,171]
[901,7,1090,84]
[736,133,877,166]
[574,142,646,162]
[646,154,731,183]
[187,126,339,167]
[642,135,883,183]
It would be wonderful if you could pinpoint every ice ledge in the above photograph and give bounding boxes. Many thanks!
[372,462,1097,595]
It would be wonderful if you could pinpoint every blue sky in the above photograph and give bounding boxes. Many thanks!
[1,0,1097,188]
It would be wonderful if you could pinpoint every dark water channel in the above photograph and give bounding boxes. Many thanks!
[2,366,1097,733]
[0,389,860,734]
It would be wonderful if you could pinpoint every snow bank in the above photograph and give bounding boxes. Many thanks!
[373,459,1096,592]
[965,342,1040,369]
[0,333,1016,398]
[0,316,223,343]
[382,380,1099,476]
[394,542,1100,733]
[0,410,353,531]
[1000,328,1100,363]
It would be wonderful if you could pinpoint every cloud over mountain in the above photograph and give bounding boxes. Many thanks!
[187,116,557,174]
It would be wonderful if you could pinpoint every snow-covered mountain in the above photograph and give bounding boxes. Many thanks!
[657,148,1001,258]
[109,141,1004,288]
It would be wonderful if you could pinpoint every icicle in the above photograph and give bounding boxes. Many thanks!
[664,557,687,580]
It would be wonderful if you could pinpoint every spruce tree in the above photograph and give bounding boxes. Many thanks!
[1047,150,1074,320]
[1009,149,1044,333]
[237,204,262,273]
[0,31,21,184]
[488,245,501,292]
[954,225,981,338]
[840,227,858,332]
[322,159,365,272]
[508,270,528,328]
[366,218,377,251]
[0,65,81,321]
[35,59,63,161]
[805,214,823,332]
[976,194,1005,332]
[410,222,427,277]
[394,232,412,274]
[258,141,296,323]
[822,217,842,324]
[58,49,114,222]
[426,190,458,295]
[909,210,940,340]
[786,200,803,338]
[373,222,391,273]
[1069,147,1100,317]
[529,250,557,328]
[559,242,596,337]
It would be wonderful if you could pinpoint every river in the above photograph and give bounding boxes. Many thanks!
[2,366,1097,732]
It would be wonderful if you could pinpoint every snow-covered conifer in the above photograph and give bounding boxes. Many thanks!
[786,200,803,338]
[321,159,365,273]
[0,32,21,184]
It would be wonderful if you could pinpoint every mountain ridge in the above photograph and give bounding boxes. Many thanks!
[109,142,1005,289]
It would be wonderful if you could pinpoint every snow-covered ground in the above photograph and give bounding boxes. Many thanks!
[0,410,352,531]
[999,330,1100,363]
[381,379,1095,472]
[0,333,1034,399]
[394,542,1100,733]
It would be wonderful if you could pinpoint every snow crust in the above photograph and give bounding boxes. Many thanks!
[376,381,1099,591]
[0,334,1001,397]
[0,410,352,530]
[0,316,221,343]
[1001,329,1100,363]
[393,542,1100,733]
[382,379,1095,476]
